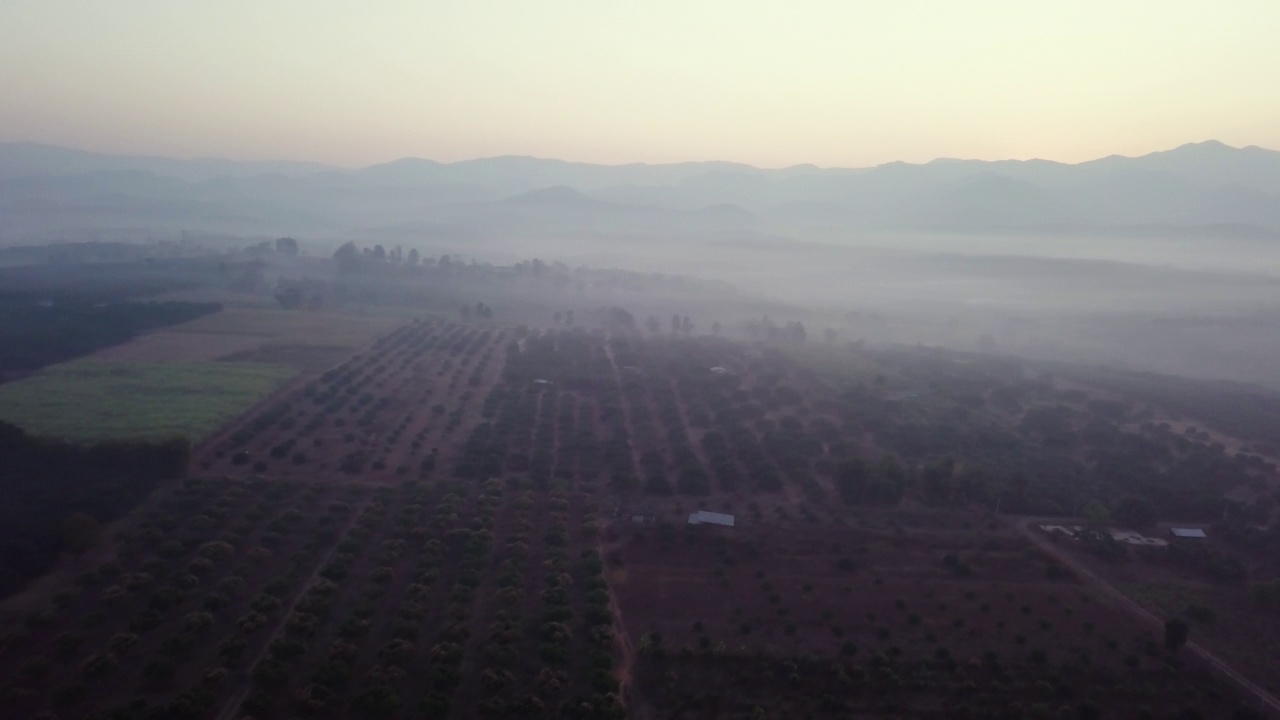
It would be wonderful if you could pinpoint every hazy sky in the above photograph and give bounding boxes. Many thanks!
[2,1,1278,168]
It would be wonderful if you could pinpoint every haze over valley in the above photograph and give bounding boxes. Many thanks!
[5,2,1280,718]
[5,140,1280,386]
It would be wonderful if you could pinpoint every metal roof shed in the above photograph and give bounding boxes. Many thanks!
[687,510,735,527]
[1170,528,1207,539]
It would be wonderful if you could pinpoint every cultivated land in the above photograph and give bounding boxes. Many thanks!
[0,360,295,442]
[1020,520,1280,705]
[0,304,407,442]
[91,306,408,371]
[0,316,1277,719]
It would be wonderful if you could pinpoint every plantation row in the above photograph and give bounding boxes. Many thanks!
[0,476,355,717]
[611,513,1263,719]
[450,329,829,501]
[202,319,507,482]
[0,468,626,719]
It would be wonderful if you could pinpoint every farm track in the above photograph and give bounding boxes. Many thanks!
[603,336,643,481]
[194,370,315,460]
[600,537,649,720]
[212,498,372,720]
[196,321,505,486]
[1013,518,1280,717]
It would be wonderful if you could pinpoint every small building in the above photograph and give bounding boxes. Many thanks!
[709,366,731,375]
[687,510,735,527]
[533,379,552,385]
[1170,527,1207,539]
[1109,529,1167,546]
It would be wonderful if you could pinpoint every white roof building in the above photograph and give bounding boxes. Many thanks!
[687,510,735,527]
[1170,527,1207,539]
[1109,529,1168,546]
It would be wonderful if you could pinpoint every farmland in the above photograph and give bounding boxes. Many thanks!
[0,302,408,443]
[0,315,1277,719]
[92,306,408,370]
[0,360,295,442]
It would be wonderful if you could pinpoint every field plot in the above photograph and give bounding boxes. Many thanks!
[0,477,623,717]
[1028,523,1280,703]
[92,307,406,371]
[0,305,411,442]
[0,360,295,442]
[610,511,1254,718]
[196,319,509,484]
[0,324,1274,720]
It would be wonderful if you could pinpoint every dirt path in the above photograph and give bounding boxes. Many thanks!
[600,537,650,720]
[213,499,370,720]
[602,336,643,482]
[1012,518,1280,717]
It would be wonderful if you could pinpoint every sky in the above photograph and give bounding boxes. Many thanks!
[1,0,1278,168]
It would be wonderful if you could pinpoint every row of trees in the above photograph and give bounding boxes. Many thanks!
[0,300,220,375]
[0,422,190,596]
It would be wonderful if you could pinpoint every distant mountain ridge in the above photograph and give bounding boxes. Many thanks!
[1,140,1277,244]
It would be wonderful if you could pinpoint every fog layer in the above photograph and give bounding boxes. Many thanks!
[3,140,1279,386]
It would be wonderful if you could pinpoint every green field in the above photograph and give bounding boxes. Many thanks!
[0,359,295,442]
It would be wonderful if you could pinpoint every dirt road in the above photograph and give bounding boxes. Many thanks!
[599,536,651,720]
[212,500,369,720]
[602,336,644,482]
[1013,518,1280,717]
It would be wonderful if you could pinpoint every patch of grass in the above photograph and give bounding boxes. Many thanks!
[0,359,295,441]
[178,307,406,345]
[1125,582,1202,619]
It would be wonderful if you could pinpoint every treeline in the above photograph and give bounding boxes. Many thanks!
[835,347,1275,522]
[0,421,190,597]
[0,300,220,376]
[1043,361,1280,456]
[0,259,219,303]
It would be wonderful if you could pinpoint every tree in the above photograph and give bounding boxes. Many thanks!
[275,237,299,255]
[711,321,722,336]
[333,241,361,274]
[1082,500,1111,527]
[565,310,574,327]
[81,652,119,679]
[824,327,838,344]
[671,314,681,334]
[1253,579,1280,608]
[1164,617,1189,653]
[607,307,636,333]
[274,284,304,310]
[920,459,954,504]
[836,457,869,504]
[406,248,420,266]
[1114,496,1157,528]
[62,512,101,557]
[645,316,661,335]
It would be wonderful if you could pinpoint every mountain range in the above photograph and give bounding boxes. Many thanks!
[1,140,1277,246]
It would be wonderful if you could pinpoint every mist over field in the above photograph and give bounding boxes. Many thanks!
[9,1,1280,716]
[4,140,1280,386]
